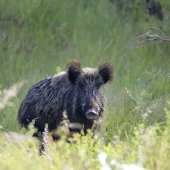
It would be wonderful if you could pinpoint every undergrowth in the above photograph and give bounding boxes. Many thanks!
[1,0,170,169]
[0,108,170,170]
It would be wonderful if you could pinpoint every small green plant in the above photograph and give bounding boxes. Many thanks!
[0,0,170,169]
[0,107,170,170]
[56,66,62,73]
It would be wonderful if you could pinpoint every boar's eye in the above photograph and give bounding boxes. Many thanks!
[79,82,84,89]
[95,82,101,90]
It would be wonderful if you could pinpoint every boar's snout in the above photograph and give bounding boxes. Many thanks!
[85,108,97,120]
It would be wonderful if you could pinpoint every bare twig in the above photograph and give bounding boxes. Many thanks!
[116,27,165,55]
[142,74,170,89]
[0,16,20,26]
[119,27,170,87]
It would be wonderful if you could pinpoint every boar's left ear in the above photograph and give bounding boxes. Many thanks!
[67,60,81,84]
[98,61,114,84]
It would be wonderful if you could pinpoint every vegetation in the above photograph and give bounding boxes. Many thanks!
[0,0,170,169]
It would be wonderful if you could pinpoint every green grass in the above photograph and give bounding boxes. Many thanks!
[1,0,170,169]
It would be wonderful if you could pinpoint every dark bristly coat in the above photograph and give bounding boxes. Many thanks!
[18,60,114,138]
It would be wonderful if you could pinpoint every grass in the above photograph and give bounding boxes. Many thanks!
[0,0,170,169]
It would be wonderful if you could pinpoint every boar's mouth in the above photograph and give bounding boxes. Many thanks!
[85,108,98,120]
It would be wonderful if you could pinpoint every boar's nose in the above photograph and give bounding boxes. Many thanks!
[85,108,97,120]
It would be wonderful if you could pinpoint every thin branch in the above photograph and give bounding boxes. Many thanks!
[142,74,170,89]
[0,16,19,26]
[119,27,170,87]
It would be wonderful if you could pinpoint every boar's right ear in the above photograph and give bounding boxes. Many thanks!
[98,61,114,84]
[67,60,81,84]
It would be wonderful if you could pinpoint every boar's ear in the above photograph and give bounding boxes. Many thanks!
[67,60,81,84]
[98,61,114,84]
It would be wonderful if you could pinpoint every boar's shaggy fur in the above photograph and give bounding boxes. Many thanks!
[18,60,114,138]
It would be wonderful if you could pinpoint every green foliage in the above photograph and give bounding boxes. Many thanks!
[0,111,170,169]
[56,66,62,73]
[0,0,170,169]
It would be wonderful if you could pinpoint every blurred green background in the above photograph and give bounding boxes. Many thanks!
[0,0,170,142]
